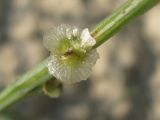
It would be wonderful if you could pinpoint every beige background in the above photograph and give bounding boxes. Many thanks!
[0,0,160,120]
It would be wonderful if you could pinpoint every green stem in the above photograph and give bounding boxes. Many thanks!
[0,0,159,112]
[0,59,52,111]
[92,0,160,48]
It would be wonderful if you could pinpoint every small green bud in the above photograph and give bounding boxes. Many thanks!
[42,78,62,98]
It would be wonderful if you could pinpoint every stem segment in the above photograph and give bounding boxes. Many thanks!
[0,0,159,112]
[92,0,160,48]
[0,59,52,111]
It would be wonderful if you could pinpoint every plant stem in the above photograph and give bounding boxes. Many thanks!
[0,59,52,111]
[91,0,160,48]
[0,0,159,112]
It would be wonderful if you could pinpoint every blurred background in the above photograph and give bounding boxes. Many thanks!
[0,0,160,120]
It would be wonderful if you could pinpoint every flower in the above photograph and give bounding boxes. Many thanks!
[43,24,99,84]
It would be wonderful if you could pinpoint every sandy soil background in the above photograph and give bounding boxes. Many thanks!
[0,0,160,120]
